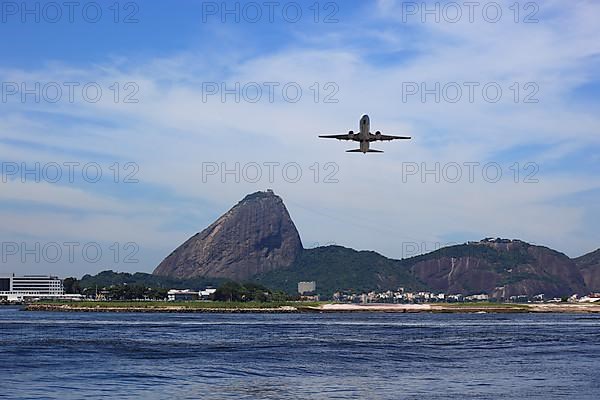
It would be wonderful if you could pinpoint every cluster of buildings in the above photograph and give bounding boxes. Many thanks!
[567,293,600,303]
[332,288,600,304]
[297,281,600,304]
[0,274,82,302]
[333,289,451,304]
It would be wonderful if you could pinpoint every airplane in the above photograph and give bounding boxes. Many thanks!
[319,114,411,153]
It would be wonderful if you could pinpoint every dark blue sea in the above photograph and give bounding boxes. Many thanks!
[0,308,599,399]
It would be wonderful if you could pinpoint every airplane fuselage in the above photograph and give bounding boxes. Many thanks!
[358,114,370,152]
[359,114,370,139]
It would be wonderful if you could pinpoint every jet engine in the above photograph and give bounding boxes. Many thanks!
[375,131,382,139]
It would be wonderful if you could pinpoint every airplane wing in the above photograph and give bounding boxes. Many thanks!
[319,134,356,141]
[370,134,411,141]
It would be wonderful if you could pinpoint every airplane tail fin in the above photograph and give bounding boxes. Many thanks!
[345,149,384,153]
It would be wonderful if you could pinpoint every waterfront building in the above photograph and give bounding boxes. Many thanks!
[0,274,80,301]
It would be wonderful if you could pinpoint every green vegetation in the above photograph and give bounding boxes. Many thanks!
[62,272,296,303]
[253,245,426,296]
[64,279,170,300]
[99,285,168,300]
[73,270,227,292]
[405,243,498,263]
[63,277,81,294]
[499,273,561,286]
[62,270,228,298]
[404,242,535,273]
[212,281,290,302]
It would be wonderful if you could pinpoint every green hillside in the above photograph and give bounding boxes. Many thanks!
[253,245,426,295]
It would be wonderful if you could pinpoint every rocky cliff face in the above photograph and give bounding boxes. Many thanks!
[575,249,600,292]
[409,239,588,298]
[153,190,303,280]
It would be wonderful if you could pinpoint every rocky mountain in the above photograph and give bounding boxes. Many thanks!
[255,239,589,298]
[153,190,303,280]
[406,239,587,299]
[154,191,598,297]
[575,249,600,292]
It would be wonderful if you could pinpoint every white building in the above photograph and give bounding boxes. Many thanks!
[167,288,217,301]
[578,295,600,303]
[167,289,199,301]
[0,274,80,301]
[200,288,217,299]
[465,293,489,302]
[298,281,316,295]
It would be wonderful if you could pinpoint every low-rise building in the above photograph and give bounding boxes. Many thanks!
[200,288,217,299]
[509,295,529,303]
[465,294,489,302]
[532,293,545,302]
[447,294,464,303]
[167,289,199,301]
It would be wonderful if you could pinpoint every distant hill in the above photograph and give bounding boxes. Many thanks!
[575,249,600,292]
[404,240,586,298]
[254,245,426,295]
[150,191,598,298]
[254,240,587,298]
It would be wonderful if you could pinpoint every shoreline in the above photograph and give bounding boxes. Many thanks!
[23,302,600,314]
[25,304,303,313]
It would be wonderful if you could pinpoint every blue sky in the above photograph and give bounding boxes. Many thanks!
[1,0,599,277]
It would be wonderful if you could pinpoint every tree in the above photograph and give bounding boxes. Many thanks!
[213,281,245,302]
[212,281,278,302]
[63,277,81,294]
